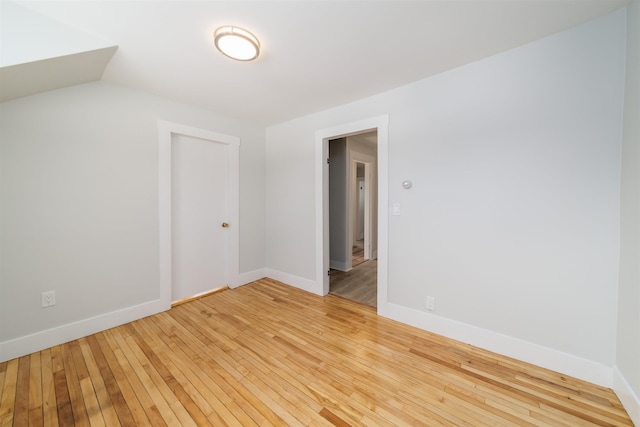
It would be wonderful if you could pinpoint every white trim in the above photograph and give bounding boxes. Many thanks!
[266,269,320,295]
[614,367,640,426]
[316,131,331,294]
[330,260,351,272]
[232,268,267,288]
[0,299,165,362]
[315,115,389,302]
[381,302,614,387]
[157,120,240,306]
[376,119,389,316]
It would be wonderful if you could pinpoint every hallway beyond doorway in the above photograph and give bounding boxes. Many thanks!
[352,240,366,267]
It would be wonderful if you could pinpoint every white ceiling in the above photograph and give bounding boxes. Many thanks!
[12,0,629,126]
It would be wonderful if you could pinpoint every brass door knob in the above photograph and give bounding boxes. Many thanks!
[221,222,229,228]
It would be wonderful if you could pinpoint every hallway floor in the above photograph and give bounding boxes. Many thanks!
[329,259,377,308]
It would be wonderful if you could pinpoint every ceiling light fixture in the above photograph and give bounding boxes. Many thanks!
[214,26,260,61]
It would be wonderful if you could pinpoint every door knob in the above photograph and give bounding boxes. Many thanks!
[221,222,229,228]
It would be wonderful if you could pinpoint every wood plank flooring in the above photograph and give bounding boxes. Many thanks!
[330,260,377,308]
[0,279,633,426]
[351,246,366,268]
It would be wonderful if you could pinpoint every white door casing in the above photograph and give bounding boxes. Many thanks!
[158,121,239,307]
[357,178,365,242]
[350,152,375,261]
[315,115,389,313]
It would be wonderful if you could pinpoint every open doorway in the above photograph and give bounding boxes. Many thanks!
[315,114,388,313]
[328,131,378,307]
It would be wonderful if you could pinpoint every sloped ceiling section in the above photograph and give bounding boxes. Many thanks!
[0,1,117,102]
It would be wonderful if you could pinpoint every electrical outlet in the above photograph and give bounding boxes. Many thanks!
[426,296,435,311]
[42,291,56,308]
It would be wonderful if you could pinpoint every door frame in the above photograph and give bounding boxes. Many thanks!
[158,120,240,308]
[350,154,374,261]
[315,115,389,314]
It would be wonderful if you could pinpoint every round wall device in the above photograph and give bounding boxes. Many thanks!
[402,180,412,189]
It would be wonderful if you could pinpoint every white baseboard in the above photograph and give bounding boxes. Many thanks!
[381,301,613,388]
[230,268,266,288]
[614,366,640,426]
[3,271,627,416]
[0,268,268,363]
[265,269,320,295]
[0,298,169,363]
[330,260,351,272]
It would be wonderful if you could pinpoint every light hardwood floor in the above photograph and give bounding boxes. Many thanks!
[0,279,633,426]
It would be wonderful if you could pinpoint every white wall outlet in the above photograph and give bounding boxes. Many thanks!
[426,296,435,311]
[41,291,56,308]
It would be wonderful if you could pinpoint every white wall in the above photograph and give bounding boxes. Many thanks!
[266,9,626,382]
[0,81,265,360]
[616,0,640,423]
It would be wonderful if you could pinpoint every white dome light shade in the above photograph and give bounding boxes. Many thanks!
[214,26,260,61]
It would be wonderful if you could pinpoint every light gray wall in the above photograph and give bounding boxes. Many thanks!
[265,10,625,367]
[0,81,265,343]
[617,0,640,402]
[265,119,319,280]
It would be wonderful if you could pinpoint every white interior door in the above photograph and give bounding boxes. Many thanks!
[171,134,228,301]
